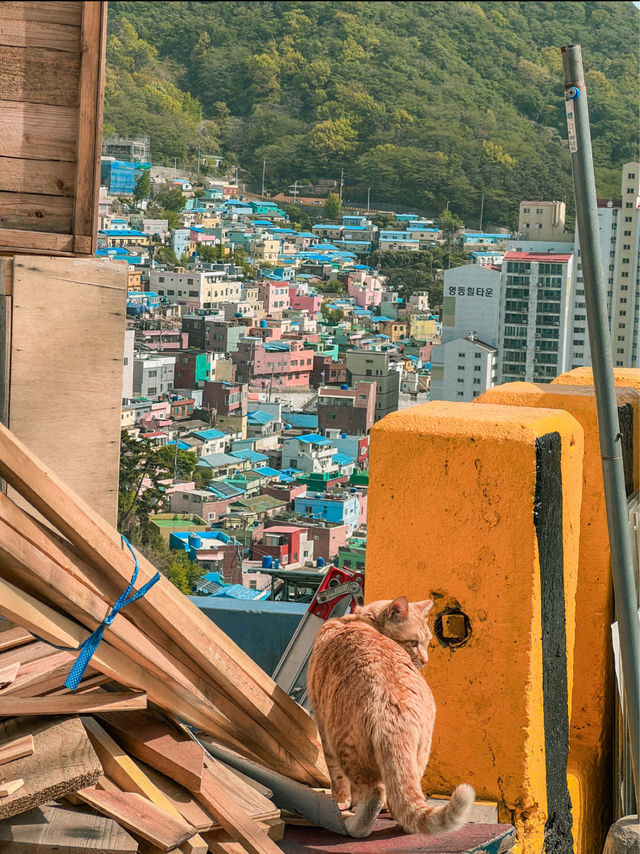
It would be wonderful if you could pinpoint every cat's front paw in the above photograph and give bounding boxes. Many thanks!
[337,798,352,811]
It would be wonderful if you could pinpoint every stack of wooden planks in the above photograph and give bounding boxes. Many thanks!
[0,422,331,851]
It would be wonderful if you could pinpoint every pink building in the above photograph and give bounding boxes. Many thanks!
[169,486,232,523]
[288,286,323,318]
[348,281,383,309]
[232,339,314,388]
[257,281,290,316]
[135,330,190,351]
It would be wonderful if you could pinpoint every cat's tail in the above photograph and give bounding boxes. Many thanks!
[385,776,475,836]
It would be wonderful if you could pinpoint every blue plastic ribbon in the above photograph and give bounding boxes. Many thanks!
[64,536,161,690]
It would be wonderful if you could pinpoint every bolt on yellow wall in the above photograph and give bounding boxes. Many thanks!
[475,381,639,854]
[365,401,584,854]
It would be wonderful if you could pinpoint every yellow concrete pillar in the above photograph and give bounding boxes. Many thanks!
[366,402,584,853]
[475,382,640,854]
[552,366,640,392]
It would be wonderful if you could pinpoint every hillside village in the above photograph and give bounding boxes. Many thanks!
[104,139,639,600]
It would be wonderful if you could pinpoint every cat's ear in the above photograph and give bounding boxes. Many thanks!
[414,599,434,615]
[386,596,409,622]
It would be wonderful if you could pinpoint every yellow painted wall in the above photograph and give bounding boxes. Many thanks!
[366,401,584,852]
[410,316,436,339]
[475,381,640,854]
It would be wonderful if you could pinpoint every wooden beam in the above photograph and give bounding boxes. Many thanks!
[0,422,328,786]
[0,100,77,160]
[97,712,205,793]
[0,3,83,27]
[73,1,106,252]
[0,191,73,234]
[0,228,75,254]
[0,45,80,106]
[194,766,282,854]
[0,692,147,716]
[77,788,194,852]
[0,17,81,52]
[136,762,216,832]
[0,662,19,688]
[0,735,33,766]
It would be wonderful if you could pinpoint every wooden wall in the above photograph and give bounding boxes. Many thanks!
[1,256,127,526]
[0,2,107,255]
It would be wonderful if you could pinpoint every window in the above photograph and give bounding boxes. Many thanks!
[625,216,632,222]
[124,357,128,365]
[168,289,174,295]
[158,276,165,282]
[473,378,481,385]
[626,187,635,194]
[474,365,481,372]
[148,387,157,395]
[617,348,624,354]
[475,353,481,359]
[189,290,198,297]
[148,370,157,378]
[457,378,464,383]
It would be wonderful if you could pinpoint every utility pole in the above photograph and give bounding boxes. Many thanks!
[339,169,344,202]
[293,180,298,203]
[562,43,640,810]
[261,159,266,197]
[479,192,484,233]
[367,187,372,212]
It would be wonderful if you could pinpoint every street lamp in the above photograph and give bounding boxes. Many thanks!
[446,200,451,212]
[367,187,372,212]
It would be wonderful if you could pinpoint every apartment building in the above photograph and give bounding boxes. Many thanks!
[518,201,567,242]
[572,161,639,369]
[345,350,400,422]
[497,251,574,383]
[150,270,242,309]
[429,264,501,401]
[281,434,337,474]
[232,339,314,387]
[317,381,376,435]
[132,353,176,399]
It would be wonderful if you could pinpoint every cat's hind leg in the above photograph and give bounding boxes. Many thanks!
[344,784,384,838]
[316,715,351,809]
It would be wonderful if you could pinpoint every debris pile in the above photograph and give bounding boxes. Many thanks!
[0,423,330,853]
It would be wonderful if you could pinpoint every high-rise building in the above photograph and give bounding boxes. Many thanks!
[571,161,639,369]
[430,264,501,401]
[497,251,574,383]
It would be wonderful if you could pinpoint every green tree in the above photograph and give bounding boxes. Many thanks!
[153,187,185,212]
[324,193,342,221]
[153,245,179,267]
[321,301,345,323]
[133,169,150,205]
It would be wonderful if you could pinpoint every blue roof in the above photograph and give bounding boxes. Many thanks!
[312,225,342,231]
[210,584,262,600]
[352,264,374,270]
[297,433,332,445]
[98,229,147,237]
[283,413,318,429]
[229,449,269,464]
[372,316,394,323]
[314,243,340,250]
[252,465,282,478]
[333,453,355,466]
[197,452,239,468]
[167,440,191,451]
[206,481,245,498]
[202,572,223,584]
[190,428,226,440]
[281,467,304,477]
[247,410,275,425]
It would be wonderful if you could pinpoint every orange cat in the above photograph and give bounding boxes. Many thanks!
[307,596,474,838]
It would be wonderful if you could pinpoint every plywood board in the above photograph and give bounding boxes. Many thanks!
[0,17,81,52]
[0,801,138,853]
[0,717,102,819]
[0,3,83,27]
[0,46,80,106]
[8,256,127,526]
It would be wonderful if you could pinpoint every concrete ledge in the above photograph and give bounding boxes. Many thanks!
[603,816,640,854]
[365,401,584,853]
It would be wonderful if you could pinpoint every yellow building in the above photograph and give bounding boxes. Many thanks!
[409,315,436,340]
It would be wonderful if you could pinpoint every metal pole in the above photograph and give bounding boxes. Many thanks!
[562,43,639,810]
[261,159,266,197]
[479,192,484,233]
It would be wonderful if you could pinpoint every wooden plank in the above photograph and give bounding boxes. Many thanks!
[0,641,63,670]
[194,769,282,854]
[0,46,80,106]
[0,692,147,716]
[0,662,19,689]
[0,100,77,160]
[0,158,76,196]
[0,716,101,819]
[137,762,216,832]
[0,258,12,431]
[8,256,126,527]
[0,735,33,766]
[0,192,73,234]
[0,801,138,853]
[0,3,82,26]
[0,421,328,786]
[77,788,194,852]
[73,1,107,252]
[98,712,205,793]
[0,229,75,254]
[0,650,82,697]
[0,17,81,51]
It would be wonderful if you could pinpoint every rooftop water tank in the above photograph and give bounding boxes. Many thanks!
[317,557,325,568]
[340,383,349,390]
[260,319,268,328]
[341,433,347,439]
[189,535,202,549]
[274,558,280,569]
[261,555,273,569]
